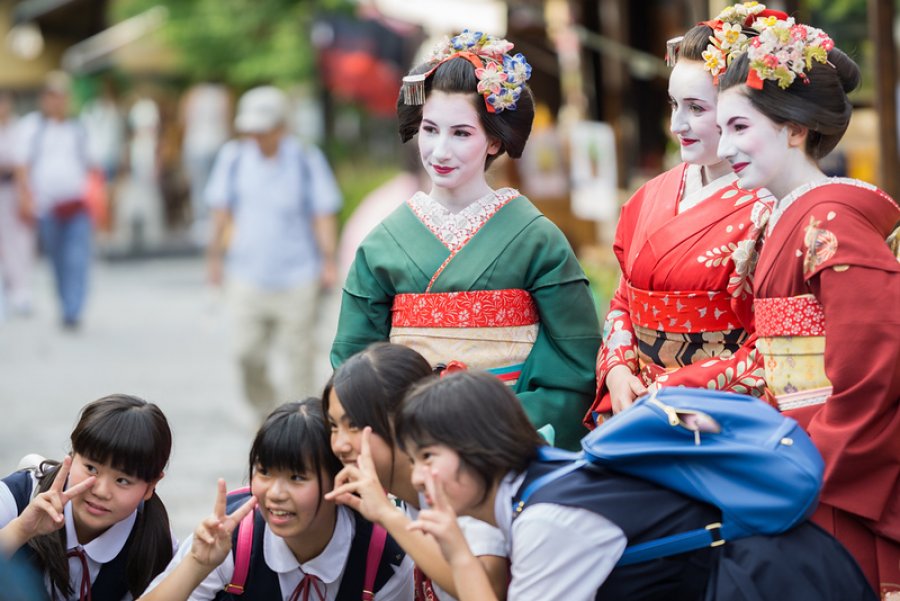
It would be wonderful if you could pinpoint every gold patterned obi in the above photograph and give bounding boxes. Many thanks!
[627,284,746,371]
[755,294,832,412]
[389,289,539,386]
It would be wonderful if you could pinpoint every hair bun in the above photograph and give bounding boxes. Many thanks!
[828,47,861,94]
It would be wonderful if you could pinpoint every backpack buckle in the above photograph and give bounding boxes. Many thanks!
[705,522,726,547]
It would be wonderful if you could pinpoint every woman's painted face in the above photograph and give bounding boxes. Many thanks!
[668,60,721,166]
[716,87,796,194]
[408,442,484,516]
[418,90,501,202]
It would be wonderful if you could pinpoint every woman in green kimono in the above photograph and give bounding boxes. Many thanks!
[331,30,601,450]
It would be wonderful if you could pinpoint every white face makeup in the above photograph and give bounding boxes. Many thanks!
[668,60,722,167]
[716,87,802,197]
[418,90,500,206]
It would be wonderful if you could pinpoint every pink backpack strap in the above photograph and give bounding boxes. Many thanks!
[362,524,388,601]
[225,487,254,595]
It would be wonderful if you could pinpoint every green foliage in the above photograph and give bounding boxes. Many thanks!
[111,0,353,89]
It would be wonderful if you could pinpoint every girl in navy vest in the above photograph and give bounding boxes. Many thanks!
[141,398,413,600]
[0,394,174,600]
[397,371,875,601]
[323,343,508,601]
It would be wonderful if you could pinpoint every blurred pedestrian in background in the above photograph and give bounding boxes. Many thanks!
[206,85,342,419]
[0,91,36,320]
[180,82,231,246]
[14,71,95,330]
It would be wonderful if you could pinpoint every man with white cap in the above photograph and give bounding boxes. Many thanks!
[205,85,341,417]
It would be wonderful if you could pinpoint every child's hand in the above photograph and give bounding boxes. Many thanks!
[325,427,395,524]
[189,479,256,570]
[407,469,474,569]
[14,456,95,541]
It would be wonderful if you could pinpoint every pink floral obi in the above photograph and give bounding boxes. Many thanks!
[626,284,739,333]
[390,289,539,386]
[755,295,831,412]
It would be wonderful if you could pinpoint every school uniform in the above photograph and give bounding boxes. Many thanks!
[0,469,144,600]
[146,504,414,601]
[405,499,507,601]
[500,459,876,601]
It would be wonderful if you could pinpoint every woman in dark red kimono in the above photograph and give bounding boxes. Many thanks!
[717,20,900,599]
[586,5,786,426]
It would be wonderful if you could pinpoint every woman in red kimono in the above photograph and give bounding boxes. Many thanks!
[716,20,900,599]
[586,4,785,426]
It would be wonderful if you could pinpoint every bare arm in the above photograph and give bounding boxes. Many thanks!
[313,213,338,289]
[206,208,231,287]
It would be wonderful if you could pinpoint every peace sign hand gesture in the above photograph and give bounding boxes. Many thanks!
[407,469,473,569]
[189,479,256,570]
[21,456,96,537]
[325,427,396,525]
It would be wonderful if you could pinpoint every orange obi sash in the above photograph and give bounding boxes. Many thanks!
[755,295,831,412]
[390,289,539,387]
[626,284,739,333]
[391,289,538,328]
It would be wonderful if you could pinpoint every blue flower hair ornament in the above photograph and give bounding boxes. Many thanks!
[402,29,533,114]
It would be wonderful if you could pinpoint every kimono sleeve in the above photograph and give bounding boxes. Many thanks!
[330,230,396,367]
[515,220,601,451]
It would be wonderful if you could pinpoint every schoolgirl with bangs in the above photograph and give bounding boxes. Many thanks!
[141,398,413,601]
[0,394,174,600]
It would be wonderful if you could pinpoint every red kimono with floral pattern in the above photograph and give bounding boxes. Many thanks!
[753,178,900,598]
[585,163,771,427]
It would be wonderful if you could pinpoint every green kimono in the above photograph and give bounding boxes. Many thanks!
[332,192,601,450]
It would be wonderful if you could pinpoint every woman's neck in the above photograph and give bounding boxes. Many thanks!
[429,182,495,213]
[700,160,733,186]
[468,481,500,527]
[284,505,338,564]
[390,461,420,508]
[769,156,827,200]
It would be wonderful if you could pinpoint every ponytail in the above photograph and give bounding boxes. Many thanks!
[125,491,173,597]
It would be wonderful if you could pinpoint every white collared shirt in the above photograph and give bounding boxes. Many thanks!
[146,505,413,600]
[494,471,627,601]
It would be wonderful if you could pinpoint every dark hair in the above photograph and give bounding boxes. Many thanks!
[718,47,860,159]
[677,23,717,62]
[324,342,433,443]
[397,55,535,167]
[396,371,543,503]
[29,394,173,598]
[249,398,342,514]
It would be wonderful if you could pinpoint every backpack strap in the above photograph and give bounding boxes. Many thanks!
[362,524,387,601]
[616,523,726,566]
[224,487,254,595]
[513,447,732,567]
[2,470,35,514]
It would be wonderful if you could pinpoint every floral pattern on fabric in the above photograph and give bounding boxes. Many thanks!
[407,187,520,252]
[595,309,639,395]
[802,216,839,276]
[392,289,538,328]
[627,286,739,333]
[755,294,825,337]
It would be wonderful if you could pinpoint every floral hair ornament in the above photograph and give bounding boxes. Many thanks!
[744,18,835,89]
[401,29,532,113]
[699,2,788,83]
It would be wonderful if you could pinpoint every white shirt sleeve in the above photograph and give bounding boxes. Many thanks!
[12,113,40,167]
[508,503,626,601]
[0,482,19,529]
[457,516,507,558]
[143,533,236,600]
[203,141,240,210]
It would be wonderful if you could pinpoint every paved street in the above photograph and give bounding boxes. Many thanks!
[0,255,339,539]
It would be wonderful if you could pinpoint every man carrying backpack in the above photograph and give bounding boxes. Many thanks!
[15,71,94,330]
[205,86,341,418]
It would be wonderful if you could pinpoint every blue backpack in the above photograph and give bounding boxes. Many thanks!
[518,387,825,566]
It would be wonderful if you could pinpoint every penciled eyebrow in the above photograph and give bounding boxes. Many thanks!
[422,118,476,130]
